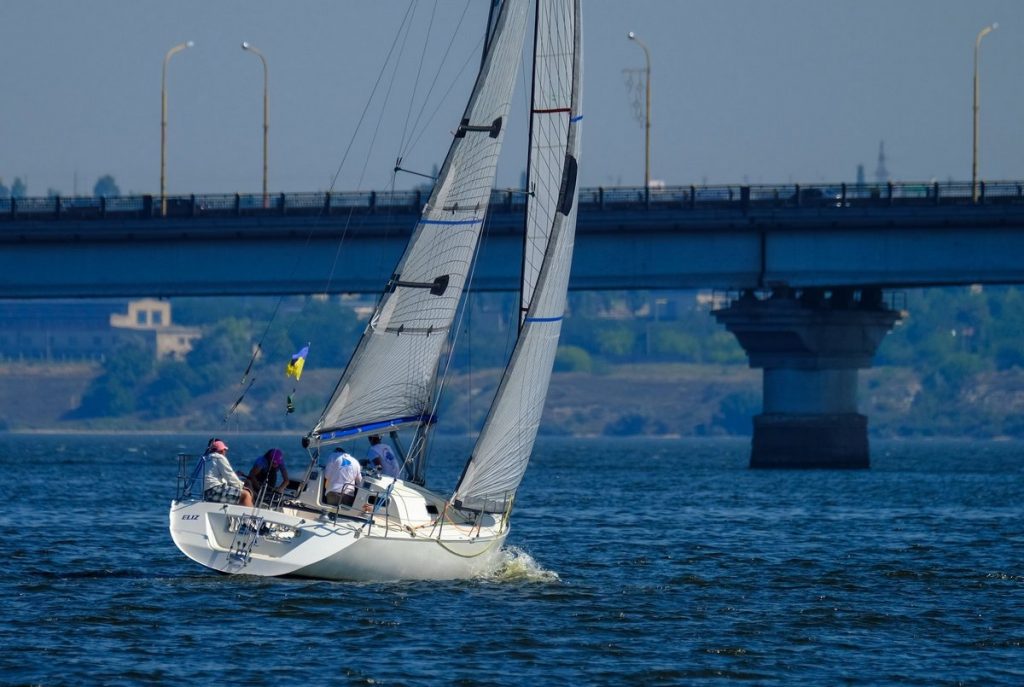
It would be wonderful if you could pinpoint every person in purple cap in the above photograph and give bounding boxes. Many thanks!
[243,448,290,504]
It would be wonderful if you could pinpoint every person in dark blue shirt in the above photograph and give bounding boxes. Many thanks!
[243,448,289,503]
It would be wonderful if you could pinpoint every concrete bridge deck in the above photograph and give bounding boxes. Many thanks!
[2,181,1024,298]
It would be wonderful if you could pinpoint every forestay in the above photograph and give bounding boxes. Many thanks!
[453,0,582,513]
[311,0,530,444]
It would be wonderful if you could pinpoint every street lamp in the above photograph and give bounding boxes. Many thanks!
[972,22,998,203]
[627,31,652,190]
[242,41,269,207]
[161,40,194,216]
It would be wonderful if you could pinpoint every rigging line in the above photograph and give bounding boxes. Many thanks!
[322,2,413,298]
[319,1,417,297]
[519,0,541,329]
[362,480,396,535]
[398,0,472,159]
[431,528,503,558]
[404,220,484,473]
[351,4,412,196]
[325,0,416,195]
[467,260,473,442]
[224,377,257,423]
[517,5,531,146]
[397,0,437,156]
[374,153,410,314]
[228,2,419,395]
[413,193,492,477]
[405,31,486,157]
[377,170,401,315]
[238,342,262,385]
[239,293,291,386]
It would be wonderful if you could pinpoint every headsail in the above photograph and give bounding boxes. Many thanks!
[452,0,583,513]
[310,0,530,446]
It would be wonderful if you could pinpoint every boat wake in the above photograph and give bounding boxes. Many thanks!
[483,546,560,583]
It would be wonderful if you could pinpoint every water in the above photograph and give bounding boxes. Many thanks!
[1,434,1022,685]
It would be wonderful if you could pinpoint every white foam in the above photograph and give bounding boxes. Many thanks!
[482,546,560,583]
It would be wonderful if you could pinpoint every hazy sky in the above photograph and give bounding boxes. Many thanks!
[2,1,1022,197]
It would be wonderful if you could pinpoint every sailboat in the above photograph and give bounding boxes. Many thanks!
[170,0,582,581]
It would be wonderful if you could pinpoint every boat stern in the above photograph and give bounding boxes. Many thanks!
[169,499,361,577]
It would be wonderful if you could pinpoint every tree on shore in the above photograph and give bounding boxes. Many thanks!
[94,175,120,197]
[0,177,29,198]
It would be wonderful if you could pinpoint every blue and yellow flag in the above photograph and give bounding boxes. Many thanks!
[286,345,309,381]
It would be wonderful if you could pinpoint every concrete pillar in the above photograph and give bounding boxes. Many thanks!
[714,288,900,469]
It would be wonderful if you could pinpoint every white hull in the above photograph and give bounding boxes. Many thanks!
[170,475,508,582]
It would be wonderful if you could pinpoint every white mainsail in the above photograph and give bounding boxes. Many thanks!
[453,0,582,512]
[311,0,530,445]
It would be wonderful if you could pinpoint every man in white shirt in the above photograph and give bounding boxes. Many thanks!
[324,448,361,507]
[367,435,401,478]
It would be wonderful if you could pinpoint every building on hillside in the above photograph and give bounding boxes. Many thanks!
[109,299,201,359]
[695,290,732,311]
[0,299,201,362]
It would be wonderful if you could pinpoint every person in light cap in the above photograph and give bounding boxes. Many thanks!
[203,439,253,507]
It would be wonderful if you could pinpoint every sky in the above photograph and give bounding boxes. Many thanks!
[2,0,1023,197]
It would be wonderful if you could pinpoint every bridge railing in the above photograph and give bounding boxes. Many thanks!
[1,181,1022,221]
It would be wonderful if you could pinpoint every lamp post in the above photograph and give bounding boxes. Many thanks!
[627,31,651,190]
[161,40,194,217]
[972,22,998,203]
[242,41,269,208]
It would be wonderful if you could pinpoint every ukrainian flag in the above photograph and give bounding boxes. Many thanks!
[286,345,309,380]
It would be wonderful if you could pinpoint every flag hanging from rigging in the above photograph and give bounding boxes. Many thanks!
[286,345,309,381]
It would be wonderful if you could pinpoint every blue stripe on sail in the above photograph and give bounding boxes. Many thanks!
[420,218,483,226]
[525,315,563,323]
[319,414,436,441]
[570,115,583,122]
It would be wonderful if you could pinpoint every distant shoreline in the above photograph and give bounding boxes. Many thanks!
[1,428,301,437]
[0,429,1017,443]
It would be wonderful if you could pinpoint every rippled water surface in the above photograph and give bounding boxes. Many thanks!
[1,434,1022,685]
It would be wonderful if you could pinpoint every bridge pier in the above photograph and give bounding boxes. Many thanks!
[714,287,900,469]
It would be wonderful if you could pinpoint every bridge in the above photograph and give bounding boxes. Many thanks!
[4,181,1024,297]
[5,180,1024,469]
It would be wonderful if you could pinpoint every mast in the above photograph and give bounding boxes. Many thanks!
[518,0,543,330]
[520,2,544,329]
[452,0,582,512]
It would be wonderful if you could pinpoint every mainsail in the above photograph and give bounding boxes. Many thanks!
[310,0,530,445]
[453,0,582,512]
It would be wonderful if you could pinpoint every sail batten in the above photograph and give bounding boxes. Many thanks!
[310,0,530,446]
[453,0,582,512]
[419,217,484,225]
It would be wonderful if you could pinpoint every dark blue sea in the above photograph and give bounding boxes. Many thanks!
[1,434,1022,686]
